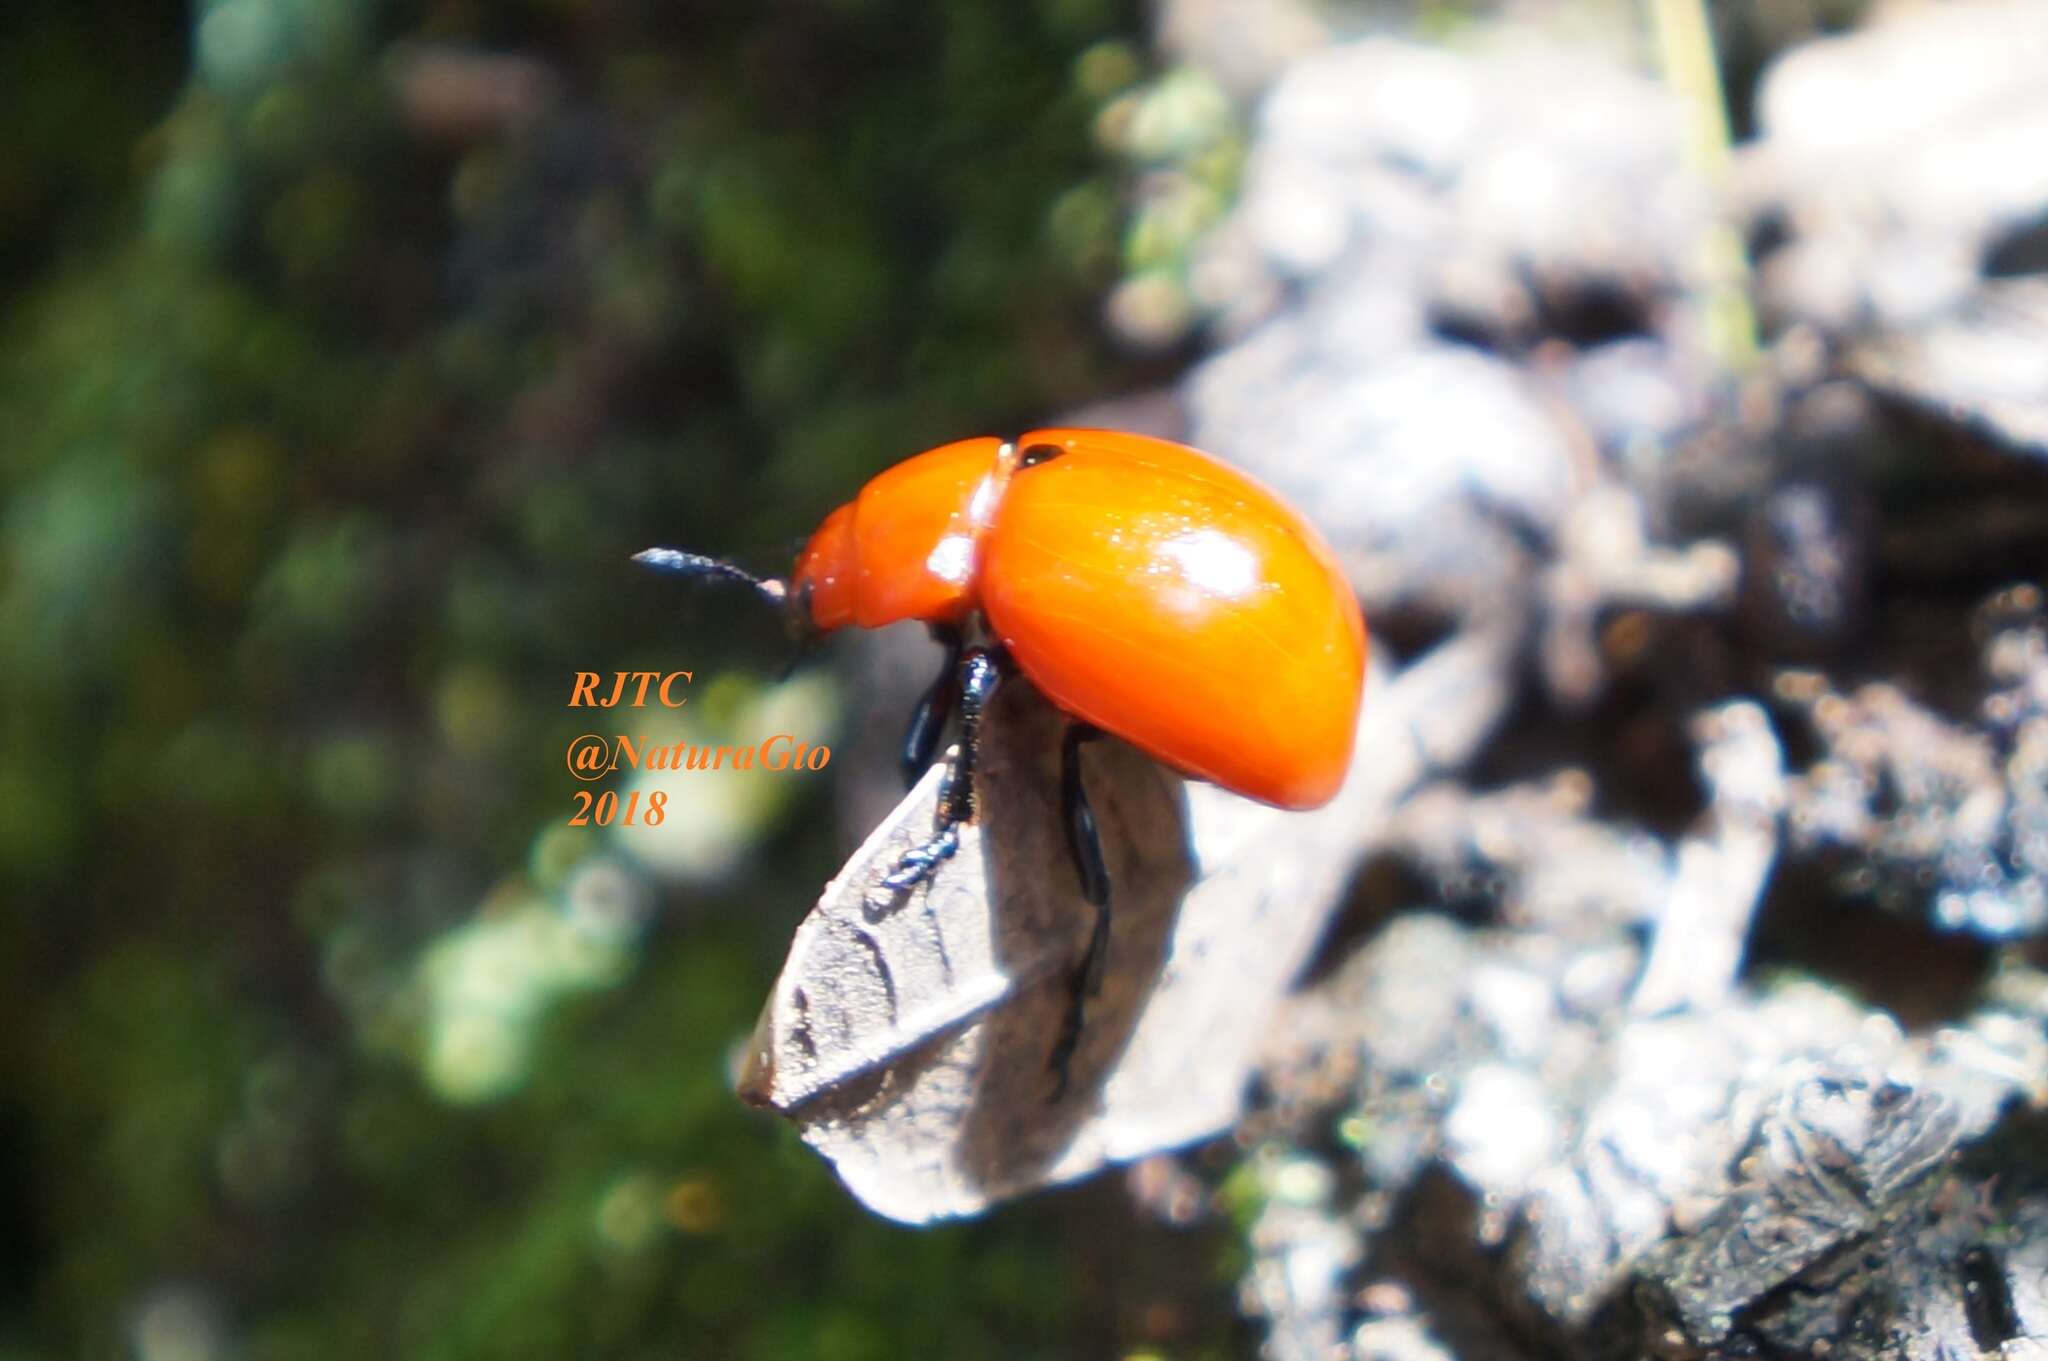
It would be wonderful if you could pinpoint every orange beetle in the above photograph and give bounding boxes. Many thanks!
[640,428,1367,1091]
[791,429,1366,809]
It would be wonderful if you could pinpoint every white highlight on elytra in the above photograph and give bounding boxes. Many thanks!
[1160,528,1258,599]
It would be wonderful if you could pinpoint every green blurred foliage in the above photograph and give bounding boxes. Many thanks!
[0,1,1234,1356]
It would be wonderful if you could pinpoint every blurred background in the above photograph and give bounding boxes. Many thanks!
[6,0,2046,1358]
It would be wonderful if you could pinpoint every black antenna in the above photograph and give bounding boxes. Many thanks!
[632,547,789,606]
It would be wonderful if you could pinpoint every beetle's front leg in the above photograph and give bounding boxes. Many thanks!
[866,647,1003,915]
[898,623,964,788]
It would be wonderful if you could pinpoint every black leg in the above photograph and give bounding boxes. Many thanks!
[899,625,964,788]
[868,647,1002,914]
[1047,724,1112,1100]
[1061,725,1112,917]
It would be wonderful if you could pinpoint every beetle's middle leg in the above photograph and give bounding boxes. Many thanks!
[868,646,1002,913]
[1047,722,1111,1100]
